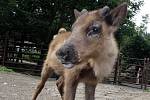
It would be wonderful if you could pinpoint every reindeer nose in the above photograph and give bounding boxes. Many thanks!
[57,48,71,61]
[56,44,78,64]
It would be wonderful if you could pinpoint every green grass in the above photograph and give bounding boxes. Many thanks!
[144,89,150,92]
[0,66,14,72]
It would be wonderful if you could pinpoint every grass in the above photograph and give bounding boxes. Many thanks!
[0,65,14,72]
[144,89,150,92]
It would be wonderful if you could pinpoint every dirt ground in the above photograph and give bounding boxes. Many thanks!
[0,72,150,100]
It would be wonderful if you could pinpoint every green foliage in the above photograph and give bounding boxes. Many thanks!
[1,0,149,59]
[121,35,150,58]
[0,0,143,42]
[22,52,41,62]
[0,66,14,72]
[120,14,150,59]
[144,89,150,92]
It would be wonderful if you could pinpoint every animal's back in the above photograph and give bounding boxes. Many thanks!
[44,30,71,75]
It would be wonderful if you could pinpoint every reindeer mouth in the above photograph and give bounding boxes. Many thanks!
[62,57,82,69]
[62,63,74,68]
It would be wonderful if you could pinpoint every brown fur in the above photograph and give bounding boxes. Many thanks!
[32,3,127,100]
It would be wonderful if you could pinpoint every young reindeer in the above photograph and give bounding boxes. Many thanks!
[32,3,127,100]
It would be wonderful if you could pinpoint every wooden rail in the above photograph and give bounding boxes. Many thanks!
[115,56,150,90]
[0,33,150,89]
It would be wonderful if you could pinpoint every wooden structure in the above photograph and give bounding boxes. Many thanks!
[0,33,150,89]
[114,56,150,90]
[0,32,48,75]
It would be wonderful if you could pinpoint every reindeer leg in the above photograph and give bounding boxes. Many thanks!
[85,83,97,100]
[63,69,79,100]
[56,76,64,99]
[32,64,53,100]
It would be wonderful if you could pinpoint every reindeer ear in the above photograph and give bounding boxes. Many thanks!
[109,3,128,26]
[74,9,88,19]
[74,9,81,19]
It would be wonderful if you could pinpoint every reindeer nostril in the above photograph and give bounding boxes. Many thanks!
[66,50,70,55]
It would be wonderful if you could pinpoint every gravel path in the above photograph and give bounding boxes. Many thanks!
[0,72,149,100]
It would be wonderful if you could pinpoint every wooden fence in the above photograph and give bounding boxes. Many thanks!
[0,33,150,89]
[114,56,150,89]
[0,32,48,75]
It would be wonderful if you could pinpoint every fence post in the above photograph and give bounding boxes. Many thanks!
[2,32,9,66]
[37,43,44,65]
[144,58,150,90]
[140,59,144,89]
[114,55,120,84]
[143,58,148,90]
[118,57,122,85]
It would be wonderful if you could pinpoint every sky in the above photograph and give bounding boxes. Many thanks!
[133,0,150,33]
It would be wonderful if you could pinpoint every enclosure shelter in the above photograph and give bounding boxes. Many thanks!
[0,32,48,75]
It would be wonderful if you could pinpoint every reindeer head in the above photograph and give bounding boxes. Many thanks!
[56,3,127,68]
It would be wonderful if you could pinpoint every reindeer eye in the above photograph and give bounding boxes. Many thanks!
[92,27,100,33]
[87,26,100,37]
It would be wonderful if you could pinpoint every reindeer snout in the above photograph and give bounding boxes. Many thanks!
[56,44,79,66]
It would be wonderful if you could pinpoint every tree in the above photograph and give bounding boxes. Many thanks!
[0,0,144,45]
[121,14,150,59]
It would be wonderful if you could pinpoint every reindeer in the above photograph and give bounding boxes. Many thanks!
[32,3,127,100]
